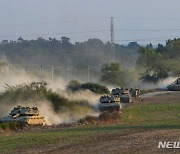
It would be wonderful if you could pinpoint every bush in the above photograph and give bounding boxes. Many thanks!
[81,83,110,94]
[0,122,21,130]
[67,80,110,94]
[46,92,68,112]
[0,82,95,113]
[66,80,81,91]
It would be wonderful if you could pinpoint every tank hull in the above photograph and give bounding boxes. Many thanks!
[0,115,45,125]
[167,84,180,91]
[99,102,120,112]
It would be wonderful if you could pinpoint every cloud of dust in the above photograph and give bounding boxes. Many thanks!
[0,77,101,125]
[138,77,178,90]
[59,89,100,106]
[0,97,100,125]
[0,62,105,125]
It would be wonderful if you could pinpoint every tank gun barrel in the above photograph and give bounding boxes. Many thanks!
[13,114,20,119]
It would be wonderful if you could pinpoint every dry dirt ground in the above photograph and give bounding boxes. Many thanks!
[46,129,180,154]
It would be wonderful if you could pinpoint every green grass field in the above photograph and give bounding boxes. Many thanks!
[0,101,179,153]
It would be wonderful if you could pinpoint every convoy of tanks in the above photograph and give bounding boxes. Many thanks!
[0,77,179,126]
[0,88,140,125]
[99,88,141,112]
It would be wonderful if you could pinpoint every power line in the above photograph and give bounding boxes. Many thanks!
[2,16,180,27]
[2,28,180,38]
[0,30,109,38]
[115,36,179,42]
[0,17,108,27]
[114,16,180,21]
[115,28,180,32]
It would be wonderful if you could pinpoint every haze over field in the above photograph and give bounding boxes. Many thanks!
[1,0,180,44]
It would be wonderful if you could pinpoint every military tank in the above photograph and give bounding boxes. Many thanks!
[111,88,132,103]
[99,87,141,112]
[129,88,141,102]
[129,88,140,98]
[99,95,121,112]
[167,78,180,91]
[0,106,45,125]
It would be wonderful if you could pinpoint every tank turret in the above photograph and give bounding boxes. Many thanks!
[99,95,121,112]
[111,88,129,96]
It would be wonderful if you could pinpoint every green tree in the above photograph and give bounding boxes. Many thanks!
[100,62,125,86]
[138,47,169,82]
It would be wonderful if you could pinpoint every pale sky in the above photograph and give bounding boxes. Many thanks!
[0,0,180,45]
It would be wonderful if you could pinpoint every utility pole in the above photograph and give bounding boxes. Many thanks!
[25,65,28,74]
[66,67,68,85]
[0,69,3,84]
[8,65,11,85]
[40,65,43,81]
[88,66,90,82]
[91,69,94,83]
[73,69,76,80]
[51,66,54,83]
[110,17,115,62]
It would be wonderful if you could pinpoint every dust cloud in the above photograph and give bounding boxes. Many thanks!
[139,77,177,90]
[0,68,100,125]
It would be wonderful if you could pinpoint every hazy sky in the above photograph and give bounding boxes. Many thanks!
[0,0,180,45]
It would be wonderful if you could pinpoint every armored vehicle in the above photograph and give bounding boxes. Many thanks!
[111,88,132,103]
[99,95,121,112]
[99,87,141,112]
[129,88,140,98]
[0,106,45,125]
[167,78,180,91]
[111,88,129,96]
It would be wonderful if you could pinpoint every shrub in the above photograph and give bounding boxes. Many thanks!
[0,82,96,114]
[81,82,110,94]
[67,80,110,94]
[0,122,21,130]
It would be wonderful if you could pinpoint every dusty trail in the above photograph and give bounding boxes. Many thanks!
[142,91,180,103]
[24,129,179,154]
[141,91,173,98]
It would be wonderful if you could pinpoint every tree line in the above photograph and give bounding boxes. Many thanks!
[0,37,180,86]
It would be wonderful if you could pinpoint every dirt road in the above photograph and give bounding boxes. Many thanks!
[142,91,180,103]
[25,129,178,154]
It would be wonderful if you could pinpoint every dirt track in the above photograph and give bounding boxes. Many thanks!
[142,91,180,103]
[46,129,180,154]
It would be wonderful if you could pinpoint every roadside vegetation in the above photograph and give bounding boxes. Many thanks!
[0,122,21,131]
[121,102,180,126]
[66,80,110,94]
[0,82,92,113]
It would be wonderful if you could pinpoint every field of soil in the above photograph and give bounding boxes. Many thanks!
[47,129,180,154]
[0,91,180,154]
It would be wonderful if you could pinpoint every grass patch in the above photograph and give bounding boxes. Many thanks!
[0,122,21,131]
[121,102,180,126]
